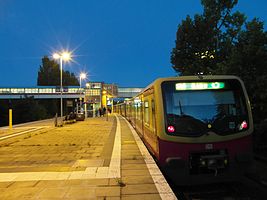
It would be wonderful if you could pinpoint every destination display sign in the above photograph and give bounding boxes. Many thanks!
[175,82,225,90]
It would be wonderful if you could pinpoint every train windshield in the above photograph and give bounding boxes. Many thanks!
[162,79,249,136]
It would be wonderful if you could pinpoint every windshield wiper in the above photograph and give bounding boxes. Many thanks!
[179,100,184,115]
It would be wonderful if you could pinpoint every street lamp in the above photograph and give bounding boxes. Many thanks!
[79,72,86,111]
[53,51,72,117]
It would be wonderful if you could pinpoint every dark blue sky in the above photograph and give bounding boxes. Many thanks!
[0,0,266,87]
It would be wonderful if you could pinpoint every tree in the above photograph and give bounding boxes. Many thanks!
[171,0,246,75]
[170,0,267,124]
[226,19,267,122]
[37,56,79,86]
[12,97,48,124]
[171,14,217,75]
[0,98,48,126]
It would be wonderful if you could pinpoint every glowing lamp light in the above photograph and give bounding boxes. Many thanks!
[80,72,87,80]
[53,53,60,59]
[53,51,72,61]
[62,52,71,60]
[167,125,175,133]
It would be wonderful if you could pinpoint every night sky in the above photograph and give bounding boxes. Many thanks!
[0,0,266,87]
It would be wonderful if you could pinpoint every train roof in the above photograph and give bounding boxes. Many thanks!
[142,75,243,92]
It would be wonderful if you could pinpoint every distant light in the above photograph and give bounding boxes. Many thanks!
[53,53,60,59]
[167,125,175,133]
[80,73,86,79]
[53,51,72,61]
[175,82,225,91]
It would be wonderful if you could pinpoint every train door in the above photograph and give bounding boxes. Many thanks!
[126,102,131,121]
[132,100,137,128]
[135,96,143,137]
[140,95,145,137]
[143,88,158,156]
[151,97,159,156]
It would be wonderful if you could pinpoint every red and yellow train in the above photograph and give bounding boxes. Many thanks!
[114,75,253,184]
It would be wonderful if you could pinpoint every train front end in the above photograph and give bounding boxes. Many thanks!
[157,76,253,184]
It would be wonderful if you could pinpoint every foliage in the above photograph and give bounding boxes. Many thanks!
[12,97,48,124]
[0,100,9,126]
[171,0,245,75]
[225,19,267,122]
[171,14,217,75]
[170,0,267,123]
[0,98,49,126]
[38,99,59,117]
[37,56,79,86]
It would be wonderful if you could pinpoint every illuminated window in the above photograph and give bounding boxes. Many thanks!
[11,88,25,93]
[39,88,53,93]
[0,88,11,93]
[25,88,38,93]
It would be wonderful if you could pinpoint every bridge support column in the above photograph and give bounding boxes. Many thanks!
[84,103,87,118]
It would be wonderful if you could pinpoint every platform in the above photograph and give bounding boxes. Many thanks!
[0,114,176,199]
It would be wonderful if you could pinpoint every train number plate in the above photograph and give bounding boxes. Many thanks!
[205,144,213,150]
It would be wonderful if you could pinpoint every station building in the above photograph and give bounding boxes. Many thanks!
[84,81,143,116]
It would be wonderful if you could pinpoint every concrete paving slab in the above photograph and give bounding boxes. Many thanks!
[122,163,148,170]
[4,187,43,199]
[72,159,104,168]
[0,181,13,188]
[95,186,121,196]
[37,188,69,199]
[0,114,177,199]
[121,184,158,195]
[80,179,109,186]
[122,194,162,200]
[64,187,96,199]
[121,176,155,185]
[35,180,67,188]
[122,169,151,177]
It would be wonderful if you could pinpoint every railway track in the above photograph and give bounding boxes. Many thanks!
[172,179,267,200]
[254,153,267,164]
[174,182,251,200]
[163,156,267,200]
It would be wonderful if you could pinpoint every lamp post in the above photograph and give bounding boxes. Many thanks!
[79,73,86,112]
[53,51,71,117]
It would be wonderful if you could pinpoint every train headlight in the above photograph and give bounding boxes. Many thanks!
[239,121,248,130]
[201,160,206,166]
[167,125,175,133]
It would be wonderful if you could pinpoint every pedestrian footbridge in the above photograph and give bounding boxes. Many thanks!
[0,87,84,99]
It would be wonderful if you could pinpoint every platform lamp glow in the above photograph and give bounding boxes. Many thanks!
[79,73,87,111]
[53,51,72,117]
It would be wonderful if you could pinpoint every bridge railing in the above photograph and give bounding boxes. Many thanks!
[0,87,85,94]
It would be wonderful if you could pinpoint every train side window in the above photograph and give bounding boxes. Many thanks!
[144,100,150,125]
[151,99,155,130]
[137,102,141,120]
